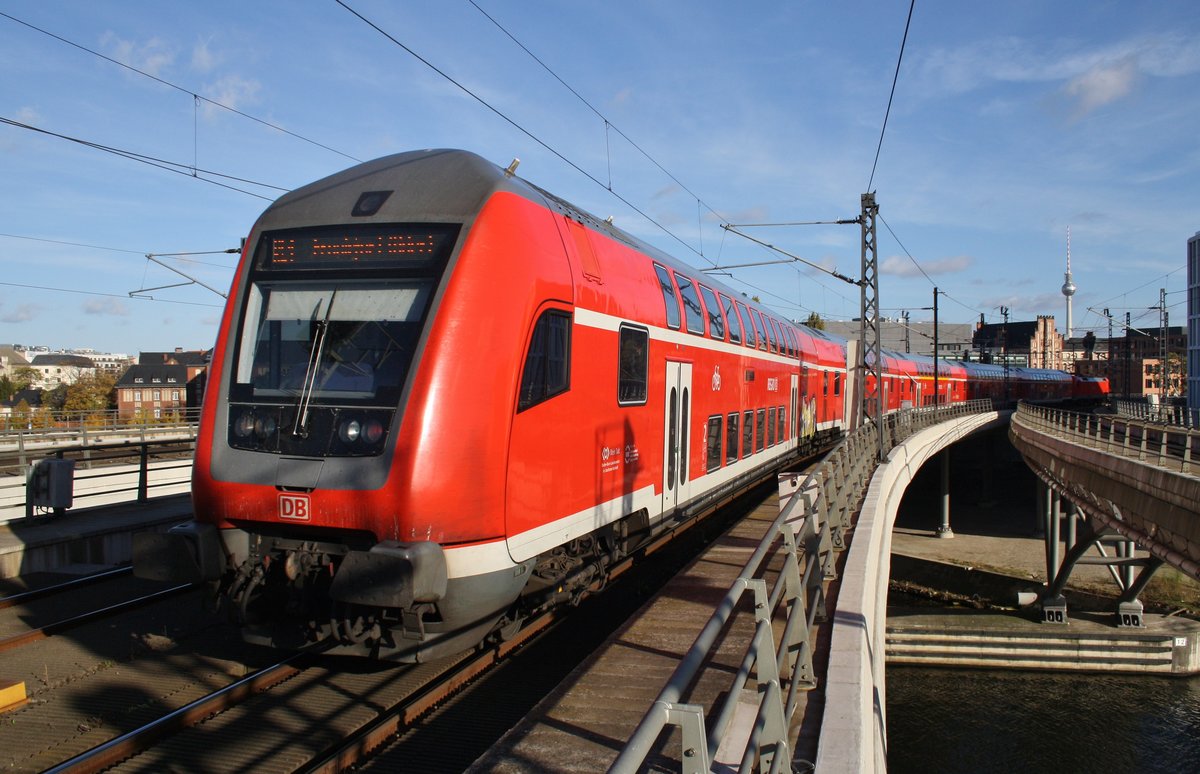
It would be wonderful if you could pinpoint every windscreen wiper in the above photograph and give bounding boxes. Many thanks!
[293,290,337,437]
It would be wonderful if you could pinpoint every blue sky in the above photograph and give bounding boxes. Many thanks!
[1,1,1197,355]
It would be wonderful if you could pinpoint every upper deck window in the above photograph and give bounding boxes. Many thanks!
[737,302,756,348]
[673,273,705,335]
[653,264,681,330]
[750,310,768,351]
[720,294,743,345]
[698,285,725,341]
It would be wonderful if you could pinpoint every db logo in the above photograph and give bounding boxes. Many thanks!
[278,493,311,521]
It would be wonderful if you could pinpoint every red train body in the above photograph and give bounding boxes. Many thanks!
[133,150,1107,660]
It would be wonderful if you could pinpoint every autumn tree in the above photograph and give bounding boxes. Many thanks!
[62,371,117,424]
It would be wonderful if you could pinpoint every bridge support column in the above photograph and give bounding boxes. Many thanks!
[935,450,954,538]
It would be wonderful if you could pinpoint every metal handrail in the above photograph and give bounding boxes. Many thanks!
[610,399,995,773]
[4,436,196,520]
[1015,402,1200,476]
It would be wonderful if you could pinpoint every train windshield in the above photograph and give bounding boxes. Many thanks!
[234,280,432,404]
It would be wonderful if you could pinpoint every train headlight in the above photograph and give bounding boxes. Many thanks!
[339,419,362,444]
[234,411,255,438]
[255,415,277,439]
[363,419,385,444]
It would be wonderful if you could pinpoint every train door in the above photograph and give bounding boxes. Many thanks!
[790,374,799,448]
[662,361,693,516]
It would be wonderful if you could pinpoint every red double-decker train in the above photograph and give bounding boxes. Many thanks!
[134,149,1107,660]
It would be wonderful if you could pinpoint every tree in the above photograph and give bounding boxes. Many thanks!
[0,374,14,402]
[804,311,826,331]
[63,371,117,420]
[11,366,39,391]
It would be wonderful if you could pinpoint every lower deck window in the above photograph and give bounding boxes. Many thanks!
[618,325,649,405]
[742,410,754,458]
[706,415,722,472]
[755,409,766,452]
[725,412,739,464]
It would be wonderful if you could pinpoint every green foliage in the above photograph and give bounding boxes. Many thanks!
[804,311,826,331]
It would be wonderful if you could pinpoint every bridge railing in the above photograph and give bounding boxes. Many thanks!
[609,398,995,773]
[0,437,196,522]
[1017,402,1200,476]
[1111,399,1195,429]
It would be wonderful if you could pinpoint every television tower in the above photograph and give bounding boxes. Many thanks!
[1061,226,1077,338]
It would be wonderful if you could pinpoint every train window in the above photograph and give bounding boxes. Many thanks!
[755,409,766,452]
[653,264,681,330]
[725,412,739,464]
[720,294,743,344]
[823,371,829,396]
[674,273,705,335]
[737,302,756,348]
[618,325,649,405]
[767,407,777,446]
[517,310,571,411]
[785,327,797,358]
[777,405,785,442]
[751,310,768,351]
[234,280,432,405]
[834,372,841,396]
[766,318,780,354]
[706,415,723,472]
[698,285,725,340]
[742,410,754,458]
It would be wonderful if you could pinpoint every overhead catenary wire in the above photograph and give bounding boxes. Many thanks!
[0,280,223,308]
[0,11,361,164]
[867,0,916,192]
[467,0,729,251]
[336,0,717,268]
[0,117,287,200]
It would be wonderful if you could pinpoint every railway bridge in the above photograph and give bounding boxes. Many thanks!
[1,403,1198,771]
[800,402,1200,772]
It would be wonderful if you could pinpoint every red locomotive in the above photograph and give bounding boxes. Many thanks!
[134,149,1107,660]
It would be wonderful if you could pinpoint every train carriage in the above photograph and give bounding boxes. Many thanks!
[134,148,1108,661]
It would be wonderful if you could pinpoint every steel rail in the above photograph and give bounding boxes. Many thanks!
[0,565,132,610]
[0,582,195,653]
[42,655,308,774]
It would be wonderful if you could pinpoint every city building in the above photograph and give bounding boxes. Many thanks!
[28,353,97,389]
[115,349,211,421]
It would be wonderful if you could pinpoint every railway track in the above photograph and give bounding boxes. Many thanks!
[26,478,790,772]
[0,566,195,653]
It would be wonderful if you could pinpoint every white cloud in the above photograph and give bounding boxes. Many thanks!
[100,32,175,77]
[881,254,972,277]
[191,38,220,73]
[83,298,129,317]
[1062,58,1138,115]
[200,74,261,118]
[1,304,40,323]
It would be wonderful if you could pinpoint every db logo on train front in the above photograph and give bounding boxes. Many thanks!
[278,492,311,521]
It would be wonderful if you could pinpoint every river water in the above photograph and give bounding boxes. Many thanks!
[886,665,1200,773]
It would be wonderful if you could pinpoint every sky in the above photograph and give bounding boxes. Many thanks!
[1,1,1198,356]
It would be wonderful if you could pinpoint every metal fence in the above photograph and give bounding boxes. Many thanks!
[1111,399,1196,429]
[1,436,196,522]
[609,399,995,773]
[1017,402,1200,476]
